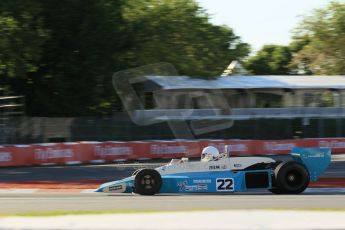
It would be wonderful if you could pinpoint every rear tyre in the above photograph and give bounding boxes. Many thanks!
[268,188,283,194]
[134,169,162,195]
[270,161,310,194]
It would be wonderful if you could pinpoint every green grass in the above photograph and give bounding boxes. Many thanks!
[0,210,158,217]
[1,208,345,217]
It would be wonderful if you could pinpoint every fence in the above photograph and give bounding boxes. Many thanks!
[0,95,25,144]
[0,112,345,144]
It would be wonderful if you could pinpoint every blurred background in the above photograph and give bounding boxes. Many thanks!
[0,0,345,144]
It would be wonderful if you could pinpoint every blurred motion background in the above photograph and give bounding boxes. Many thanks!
[0,0,345,144]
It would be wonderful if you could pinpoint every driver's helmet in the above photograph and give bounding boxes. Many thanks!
[201,146,220,162]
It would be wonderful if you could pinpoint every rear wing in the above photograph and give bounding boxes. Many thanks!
[290,147,331,182]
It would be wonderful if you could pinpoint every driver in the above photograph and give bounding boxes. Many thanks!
[201,146,220,162]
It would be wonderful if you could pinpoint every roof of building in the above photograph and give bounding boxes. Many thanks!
[146,75,345,90]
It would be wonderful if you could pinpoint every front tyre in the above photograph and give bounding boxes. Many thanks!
[134,169,162,195]
[271,161,310,194]
[132,169,142,176]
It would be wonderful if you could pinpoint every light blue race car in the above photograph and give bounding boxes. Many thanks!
[95,146,331,195]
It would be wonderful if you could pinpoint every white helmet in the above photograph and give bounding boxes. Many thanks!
[201,146,220,162]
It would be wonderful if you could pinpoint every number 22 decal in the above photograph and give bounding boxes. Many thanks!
[216,178,234,191]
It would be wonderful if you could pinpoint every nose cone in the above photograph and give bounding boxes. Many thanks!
[94,182,128,193]
[94,187,104,193]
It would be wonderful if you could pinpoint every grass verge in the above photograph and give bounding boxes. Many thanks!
[1,208,345,217]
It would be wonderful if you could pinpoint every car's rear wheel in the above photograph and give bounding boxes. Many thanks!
[268,188,283,194]
[270,161,310,194]
[134,169,162,195]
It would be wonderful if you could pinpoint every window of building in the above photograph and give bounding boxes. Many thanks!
[304,91,334,107]
[255,93,282,108]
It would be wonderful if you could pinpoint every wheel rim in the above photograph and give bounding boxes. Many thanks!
[141,174,155,190]
[285,170,303,187]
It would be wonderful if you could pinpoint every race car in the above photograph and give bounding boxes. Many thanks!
[95,146,331,195]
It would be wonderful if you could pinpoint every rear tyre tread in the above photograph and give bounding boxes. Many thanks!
[270,161,310,194]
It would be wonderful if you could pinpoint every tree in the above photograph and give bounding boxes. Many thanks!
[0,0,127,116]
[118,0,250,78]
[22,0,126,116]
[244,45,292,75]
[0,0,48,91]
[0,0,249,116]
[290,1,345,75]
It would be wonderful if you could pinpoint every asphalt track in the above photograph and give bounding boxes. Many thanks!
[0,189,345,214]
[0,155,344,214]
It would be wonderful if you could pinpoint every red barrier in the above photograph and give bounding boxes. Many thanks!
[148,140,195,159]
[198,139,256,156]
[0,145,32,167]
[93,141,144,162]
[224,140,255,156]
[79,141,103,163]
[312,138,345,154]
[258,140,299,155]
[32,143,85,165]
[61,142,92,164]
[1,138,345,167]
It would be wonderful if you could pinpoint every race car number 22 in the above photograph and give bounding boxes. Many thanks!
[216,178,234,191]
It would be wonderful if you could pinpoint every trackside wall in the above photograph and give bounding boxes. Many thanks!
[0,138,344,167]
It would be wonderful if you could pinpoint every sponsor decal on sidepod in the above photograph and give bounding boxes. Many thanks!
[177,180,209,192]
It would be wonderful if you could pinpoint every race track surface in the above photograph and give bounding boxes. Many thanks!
[0,156,344,183]
[0,189,345,214]
[0,155,344,214]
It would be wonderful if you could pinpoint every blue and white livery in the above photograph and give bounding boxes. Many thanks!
[95,146,331,195]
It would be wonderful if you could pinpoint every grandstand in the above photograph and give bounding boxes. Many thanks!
[137,75,345,119]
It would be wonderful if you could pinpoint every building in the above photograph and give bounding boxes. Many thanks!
[141,75,345,109]
[4,75,345,144]
[122,75,345,140]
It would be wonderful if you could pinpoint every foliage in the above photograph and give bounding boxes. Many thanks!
[289,2,345,75]
[26,0,126,116]
[119,0,249,77]
[244,45,292,75]
[0,0,47,81]
[0,0,249,116]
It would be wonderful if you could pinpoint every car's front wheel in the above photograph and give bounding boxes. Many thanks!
[132,169,142,176]
[134,169,162,195]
